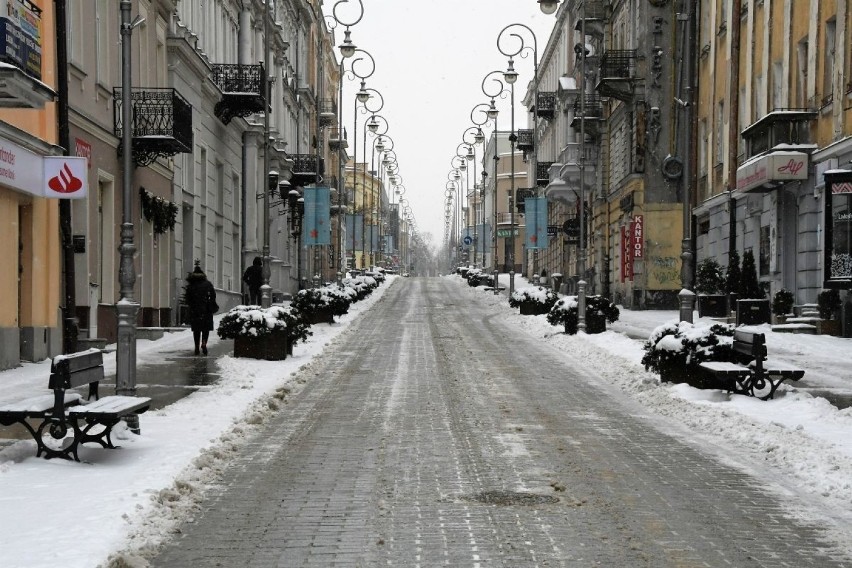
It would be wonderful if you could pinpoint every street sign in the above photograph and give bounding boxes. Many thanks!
[463,235,472,245]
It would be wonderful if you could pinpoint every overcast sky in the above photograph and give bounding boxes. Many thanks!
[323,0,556,253]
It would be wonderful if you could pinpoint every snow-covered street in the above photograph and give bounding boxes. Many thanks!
[1,275,851,567]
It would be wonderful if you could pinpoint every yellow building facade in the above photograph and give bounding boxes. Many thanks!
[0,0,63,369]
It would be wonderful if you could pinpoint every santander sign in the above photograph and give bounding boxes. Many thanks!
[43,156,87,199]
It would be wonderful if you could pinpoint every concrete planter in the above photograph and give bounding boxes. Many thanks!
[519,303,550,316]
[305,307,335,325]
[697,295,728,318]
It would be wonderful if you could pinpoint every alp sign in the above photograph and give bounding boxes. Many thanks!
[43,157,87,199]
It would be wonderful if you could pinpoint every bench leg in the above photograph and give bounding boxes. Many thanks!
[72,417,121,450]
[748,376,784,400]
[33,418,81,461]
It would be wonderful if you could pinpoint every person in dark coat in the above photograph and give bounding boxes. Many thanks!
[242,256,263,305]
[185,264,217,355]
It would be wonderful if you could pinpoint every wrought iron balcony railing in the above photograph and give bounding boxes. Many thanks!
[515,188,536,213]
[571,94,605,138]
[516,129,534,153]
[597,50,637,102]
[319,98,337,127]
[536,92,557,120]
[289,153,326,187]
[328,127,348,150]
[113,88,193,166]
[537,162,554,187]
[212,63,265,124]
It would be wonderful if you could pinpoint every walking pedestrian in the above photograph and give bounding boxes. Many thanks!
[185,263,217,355]
[242,256,263,305]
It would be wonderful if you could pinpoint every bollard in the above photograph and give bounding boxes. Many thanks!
[578,279,587,332]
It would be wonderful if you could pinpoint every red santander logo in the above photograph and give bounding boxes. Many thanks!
[43,156,87,199]
[48,162,83,193]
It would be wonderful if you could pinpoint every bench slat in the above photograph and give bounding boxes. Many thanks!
[67,396,151,417]
[0,393,82,414]
[699,361,751,376]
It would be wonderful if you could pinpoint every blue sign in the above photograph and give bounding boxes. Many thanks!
[303,186,331,246]
[525,197,548,250]
[463,235,472,245]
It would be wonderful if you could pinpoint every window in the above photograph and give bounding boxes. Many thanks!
[95,0,109,86]
[715,100,725,165]
[759,225,770,276]
[823,19,836,106]
[797,38,809,108]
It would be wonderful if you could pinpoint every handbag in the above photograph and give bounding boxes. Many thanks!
[208,293,219,313]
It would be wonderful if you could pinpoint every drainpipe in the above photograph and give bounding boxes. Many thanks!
[55,0,78,353]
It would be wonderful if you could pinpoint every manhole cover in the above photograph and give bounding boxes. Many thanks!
[463,490,559,506]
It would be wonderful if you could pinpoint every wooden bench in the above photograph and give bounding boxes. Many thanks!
[0,349,151,461]
[699,329,805,400]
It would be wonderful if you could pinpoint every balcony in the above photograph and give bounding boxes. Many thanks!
[537,161,554,187]
[535,92,557,120]
[573,0,607,39]
[328,127,348,151]
[596,50,637,102]
[319,99,337,127]
[516,129,534,158]
[515,188,535,213]
[741,107,818,158]
[289,153,325,187]
[571,94,604,139]
[211,63,265,124]
[113,88,193,167]
[544,143,596,204]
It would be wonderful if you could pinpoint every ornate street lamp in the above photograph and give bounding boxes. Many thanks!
[329,1,364,276]
[498,23,539,295]
[481,70,509,291]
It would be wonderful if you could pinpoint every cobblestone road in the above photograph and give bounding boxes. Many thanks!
[151,277,851,567]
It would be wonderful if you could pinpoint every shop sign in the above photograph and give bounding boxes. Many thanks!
[736,151,808,193]
[621,226,633,282]
[632,215,644,258]
[0,137,88,198]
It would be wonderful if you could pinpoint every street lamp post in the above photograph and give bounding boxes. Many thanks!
[481,72,507,292]
[330,0,364,275]
[347,49,376,270]
[117,0,142,433]
[359,88,384,269]
[498,23,538,281]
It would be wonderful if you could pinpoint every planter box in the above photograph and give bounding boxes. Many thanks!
[697,295,728,318]
[305,308,335,324]
[658,361,727,389]
[519,303,550,316]
[234,332,290,361]
[736,299,770,325]
[585,315,606,334]
[819,319,841,336]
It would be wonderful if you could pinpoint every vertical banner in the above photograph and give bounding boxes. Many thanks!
[345,213,364,251]
[303,186,331,246]
[632,214,644,259]
[368,225,380,251]
[621,226,633,282]
[525,197,548,250]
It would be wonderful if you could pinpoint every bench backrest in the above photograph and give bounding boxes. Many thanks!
[49,350,104,390]
[732,330,767,363]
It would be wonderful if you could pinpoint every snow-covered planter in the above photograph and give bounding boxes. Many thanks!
[509,286,558,315]
[342,275,377,301]
[465,268,491,287]
[291,286,351,324]
[641,320,734,386]
[217,305,311,360]
[546,295,620,334]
